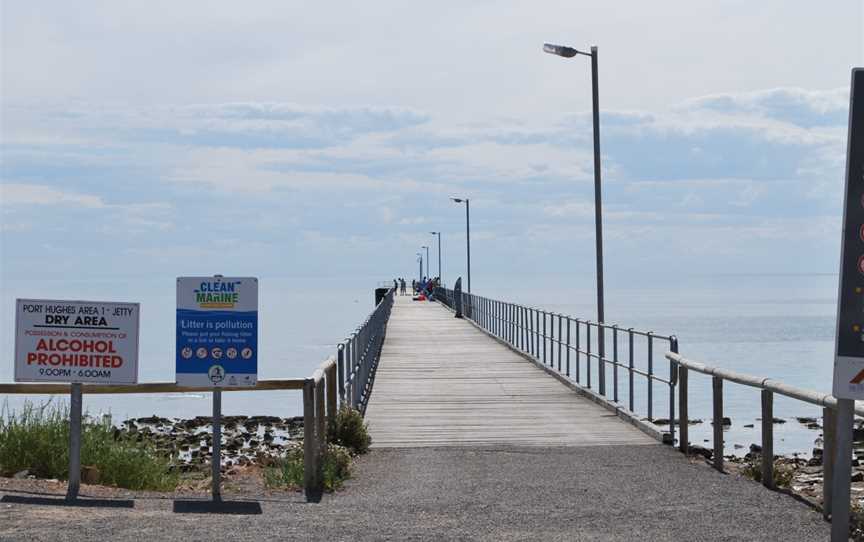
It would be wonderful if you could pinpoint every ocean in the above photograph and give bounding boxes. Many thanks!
[0,272,840,457]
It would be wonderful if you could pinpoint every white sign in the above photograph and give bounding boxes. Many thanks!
[14,299,140,384]
[176,277,258,387]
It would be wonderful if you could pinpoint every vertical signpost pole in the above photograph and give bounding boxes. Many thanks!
[830,68,864,542]
[212,389,222,502]
[66,383,83,501]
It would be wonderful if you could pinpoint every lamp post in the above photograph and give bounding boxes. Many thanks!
[450,198,471,293]
[421,246,430,279]
[416,252,423,283]
[430,231,441,280]
[543,42,606,394]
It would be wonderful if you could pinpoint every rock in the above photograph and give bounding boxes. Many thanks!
[135,415,171,426]
[12,470,29,479]
[689,445,713,460]
[853,471,864,483]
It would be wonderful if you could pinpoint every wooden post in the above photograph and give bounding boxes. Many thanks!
[678,366,689,454]
[65,383,83,501]
[316,377,326,455]
[823,406,836,519]
[761,389,774,489]
[326,362,337,428]
[712,376,724,472]
[303,378,319,500]
[337,347,345,405]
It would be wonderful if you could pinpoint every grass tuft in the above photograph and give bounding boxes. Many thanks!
[0,401,178,491]
[328,405,371,455]
[739,456,794,488]
[264,443,353,492]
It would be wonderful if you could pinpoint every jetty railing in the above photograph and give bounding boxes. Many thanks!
[0,287,395,502]
[435,287,679,443]
[338,287,395,413]
[666,351,862,518]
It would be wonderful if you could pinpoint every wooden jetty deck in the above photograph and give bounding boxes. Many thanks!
[364,294,657,448]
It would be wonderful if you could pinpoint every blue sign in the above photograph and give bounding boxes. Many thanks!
[176,277,258,387]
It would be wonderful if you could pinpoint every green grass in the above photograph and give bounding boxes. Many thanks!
[265,444,353,492]
[0,401,178,491]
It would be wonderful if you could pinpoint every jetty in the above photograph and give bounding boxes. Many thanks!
[0,287,842,540]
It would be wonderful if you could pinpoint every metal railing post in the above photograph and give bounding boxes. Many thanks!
[587,323,592,388]
[599,325,606,396]
[823,406,836,519]
[628,329,635,412]
[761,389,774,489]
[557,315,563,372]
[565,317,571,377]
[668,338,677,445]
[575,320,581,383]
[542,311,547,365]
[712,376,724,472]
[679,365,688,453]
[337,346,346,405]
[612,326,619,403]
[647,332,654,421]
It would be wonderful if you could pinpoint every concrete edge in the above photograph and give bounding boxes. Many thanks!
[433,300,670,445]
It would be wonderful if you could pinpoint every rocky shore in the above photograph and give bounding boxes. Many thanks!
[118,414,304,473]
[657,414,864,517]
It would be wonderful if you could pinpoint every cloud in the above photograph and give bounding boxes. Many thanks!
[681,87,849,127]
[0,183,105,207]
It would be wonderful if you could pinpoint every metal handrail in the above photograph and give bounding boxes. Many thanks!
[665,350,850,519]
[434,286,678,443]
[337,287,394,413]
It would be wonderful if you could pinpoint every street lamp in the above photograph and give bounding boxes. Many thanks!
[429,231,441,281]
[416,252,423,283]
[543,42,606,393]
[421,246,430,278]
[450,198,471,292]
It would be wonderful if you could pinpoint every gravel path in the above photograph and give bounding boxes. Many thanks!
[0,444,831,541]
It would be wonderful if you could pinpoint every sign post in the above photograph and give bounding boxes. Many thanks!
[831,68,864,542]
[14,298,140,500]
[176,276,258,504]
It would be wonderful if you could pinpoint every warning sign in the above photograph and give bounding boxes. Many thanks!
[14,299,140,384]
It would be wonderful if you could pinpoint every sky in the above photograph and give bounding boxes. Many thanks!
[1,1,864,295]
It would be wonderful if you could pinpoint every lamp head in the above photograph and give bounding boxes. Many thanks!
[543,43,578,58]
[450,197,463,203]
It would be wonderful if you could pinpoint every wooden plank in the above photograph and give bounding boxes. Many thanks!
[365,295,657,448]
